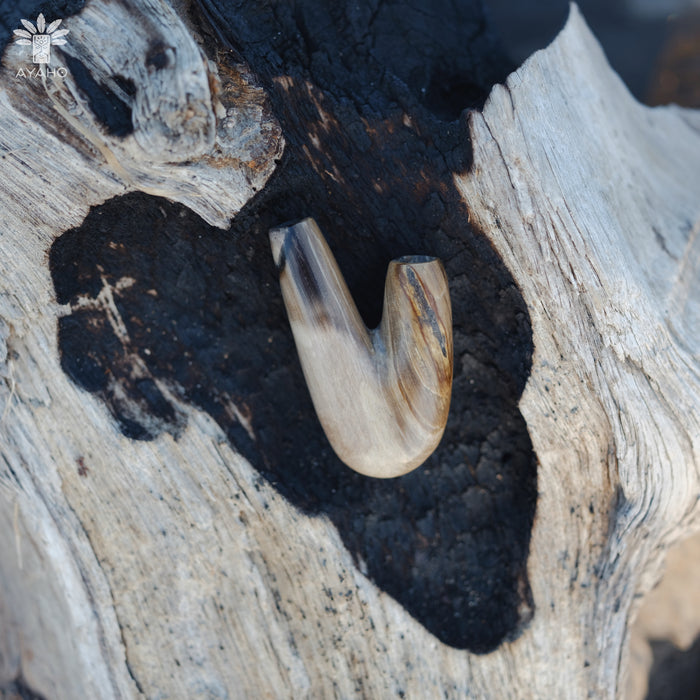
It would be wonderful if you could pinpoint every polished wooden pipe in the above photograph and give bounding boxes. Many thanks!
[270,218,453,478]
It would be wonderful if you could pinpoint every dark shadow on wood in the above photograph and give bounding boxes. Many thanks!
[647,635,700,700]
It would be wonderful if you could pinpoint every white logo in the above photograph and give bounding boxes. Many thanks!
[13,13,69,65]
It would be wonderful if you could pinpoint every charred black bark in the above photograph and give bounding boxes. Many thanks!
[50,0,537,652]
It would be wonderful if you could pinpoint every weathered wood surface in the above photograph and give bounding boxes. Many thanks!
[456,8,700,696]
[0,1,698,698]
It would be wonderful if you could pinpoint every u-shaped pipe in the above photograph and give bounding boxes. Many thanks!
[270,218,453,478]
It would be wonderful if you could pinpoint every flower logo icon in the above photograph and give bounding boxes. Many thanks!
[13,13,69,64]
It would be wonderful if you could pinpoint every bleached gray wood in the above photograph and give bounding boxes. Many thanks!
[0,2,698,699]
[2,0,282,229]
[455,6,700,696]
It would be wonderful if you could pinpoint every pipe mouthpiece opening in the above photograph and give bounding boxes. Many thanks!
[395,255,438,265]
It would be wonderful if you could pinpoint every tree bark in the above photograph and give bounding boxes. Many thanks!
[0,1,698,698]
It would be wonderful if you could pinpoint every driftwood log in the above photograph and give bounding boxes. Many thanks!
[0,0,699,698]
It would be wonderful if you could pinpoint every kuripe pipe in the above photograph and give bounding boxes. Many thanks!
[269,218,453,478]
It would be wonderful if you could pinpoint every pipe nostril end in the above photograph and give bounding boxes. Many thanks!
[269,217,319,271]
[269,227,288,271]
[394,255,437,265]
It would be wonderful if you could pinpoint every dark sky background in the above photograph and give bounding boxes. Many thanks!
[485,0,695,103]
[0,0,695,104]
